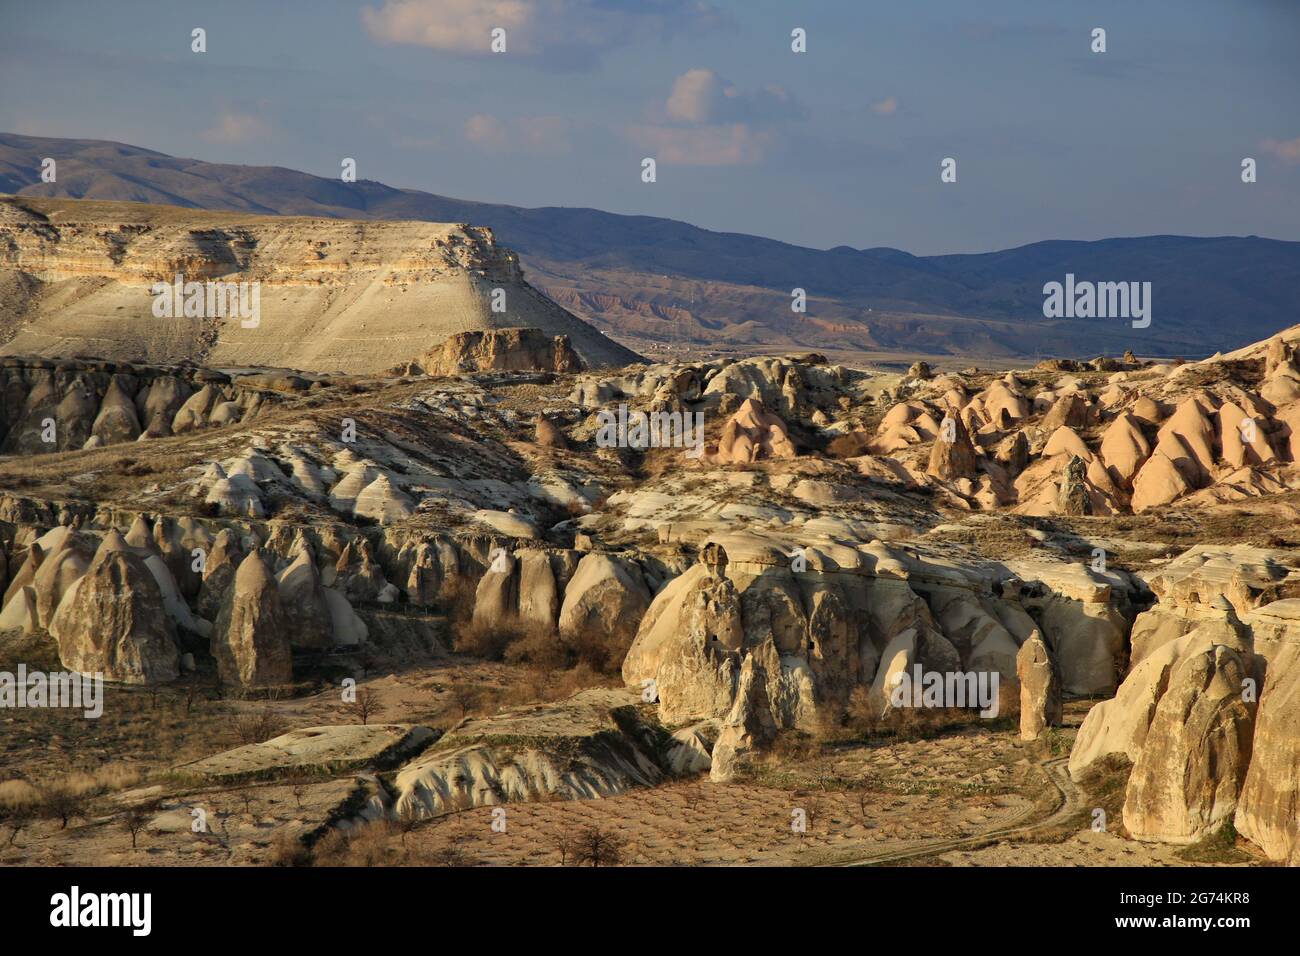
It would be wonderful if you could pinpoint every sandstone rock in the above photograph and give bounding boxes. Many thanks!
[90,379,142,445]
[559,553,651,657]
[1069,610,1253,779]
[49,548,180,684]
[32,544,89,629]
[421,328,583,376]
[1040,393,1089,432]
[212,551,293,687]
[472,548,518,631]
[1130,452,1191,512]
[516,549,560,631]
[926,415,978,480]
[334,537,390,602]
[352,474,415,524]
[0,586,38,635]
[714,398,796,464]
[1234,635,1300,862]
[1123,645,1255,843]
[1042,426,1091,460]
[197,529,244,620]
[710,648,778,783]
[1016,629,1062,740]
[1152,395,1217,486]
[276,544,336,649]
[534,415,569,449]
[1100,411,1151,489]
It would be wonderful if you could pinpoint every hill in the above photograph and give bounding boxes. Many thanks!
[3,132,1299,360]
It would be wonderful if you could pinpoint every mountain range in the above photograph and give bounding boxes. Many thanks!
[3,132,1297,361]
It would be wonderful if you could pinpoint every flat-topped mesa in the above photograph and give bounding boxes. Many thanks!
[417,328,584,377]
[0,194,640,373]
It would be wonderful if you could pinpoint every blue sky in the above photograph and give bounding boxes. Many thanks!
[1,0,1298,254]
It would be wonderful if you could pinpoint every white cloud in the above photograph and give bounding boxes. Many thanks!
[665,68,722,124]
[463,114,509,150]
[664,68,800,125]
[1261,136,1300,163]
[202,111,271,144]
[633,68,800,166]
[363,0,531,53]
[626,123,766,167]
[517,115,572,154]
[463,113,572,154]
[361,0,721,67]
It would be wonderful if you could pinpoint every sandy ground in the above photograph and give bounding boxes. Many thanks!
[1,666,1271,868]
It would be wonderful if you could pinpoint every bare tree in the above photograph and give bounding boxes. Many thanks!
[679,783,706,813]
[395,803,422,848]
[41,787,91,830]
[1,803,33,848]
[427,831,477,867]
[549,830,573,866]
[857,790,873,829]
[572,826,627,867]
[447,682,481,721]
[348,687,385,726]
[121,804,154,850]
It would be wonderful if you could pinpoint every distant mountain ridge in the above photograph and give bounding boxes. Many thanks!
[3,132,1297,360]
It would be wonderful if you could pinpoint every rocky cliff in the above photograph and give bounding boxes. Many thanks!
[0,194,641,373]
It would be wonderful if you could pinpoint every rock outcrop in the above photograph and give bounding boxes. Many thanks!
[1016,630,1062,740]
[212,551,293,687]
[558,553,652,657]
[1121,645,1256,843]
[421,328,585,376]
[48,548,180,684]
[1234,635,1300,862]
[714,398,797,463]
[0,196,638,373]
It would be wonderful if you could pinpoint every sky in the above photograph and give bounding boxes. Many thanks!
[1,0,1298,255]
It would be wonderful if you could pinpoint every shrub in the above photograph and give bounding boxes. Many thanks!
[572,825,627,867]
[233,707,288,745]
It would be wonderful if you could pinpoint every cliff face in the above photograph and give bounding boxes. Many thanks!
[0,195,641,373]
[419,328,583,376]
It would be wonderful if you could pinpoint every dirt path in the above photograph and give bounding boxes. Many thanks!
[835,756,1079,866]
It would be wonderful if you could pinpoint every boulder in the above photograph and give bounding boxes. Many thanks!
[1016,629,1062,740]
[926,415,978,480]
[49,549,180,684]
[714,398,796,464]
[559,553,651,657]
[212,551,293,687]
[1122,645,1256,843]
[90,379,142,445]
[276,544,336,649]
[421,328,583,376]
[1234,637,1300,862]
